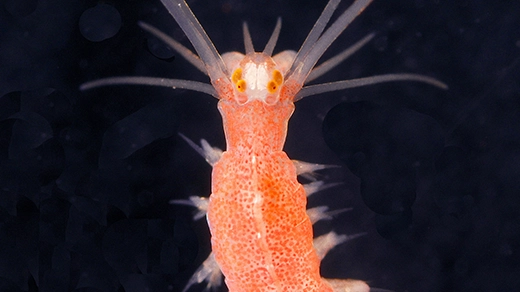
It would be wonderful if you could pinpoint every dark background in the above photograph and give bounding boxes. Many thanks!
[1,0,519,291]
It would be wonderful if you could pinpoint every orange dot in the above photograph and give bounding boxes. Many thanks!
[267,81,277,93]
[232,68,242,84]
[236,80,246,92]
[272,70,283,85]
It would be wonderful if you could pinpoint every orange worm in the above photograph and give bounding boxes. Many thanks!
[81,0,446,291]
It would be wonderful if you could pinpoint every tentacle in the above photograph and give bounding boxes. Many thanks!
[138,21,206,74]
[305,33,375,83]
[242,22,254,54]
[263,17,282,56]
[79,77,217,97]
[286,0,374,85]
[286,0,342,81]
[160,0,228,83]
[296,73,448,101]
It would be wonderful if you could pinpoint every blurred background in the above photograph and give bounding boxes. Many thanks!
[1,0,519,291]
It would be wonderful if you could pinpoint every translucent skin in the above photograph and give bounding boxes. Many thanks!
[207,85,334,291]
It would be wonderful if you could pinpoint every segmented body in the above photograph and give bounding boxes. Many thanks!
[80,0,446,290]
[209,94,331,290]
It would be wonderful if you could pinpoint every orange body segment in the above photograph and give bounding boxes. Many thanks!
[79,1,446,291]
[207,99,333,291]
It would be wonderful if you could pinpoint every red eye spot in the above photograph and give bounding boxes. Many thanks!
[267,81,277,93]
[236,80,246,92]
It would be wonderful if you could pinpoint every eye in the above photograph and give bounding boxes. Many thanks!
[267,70,283,93]
[232,68,247,93]
[236,80,246,92]
[267,81,277,92]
